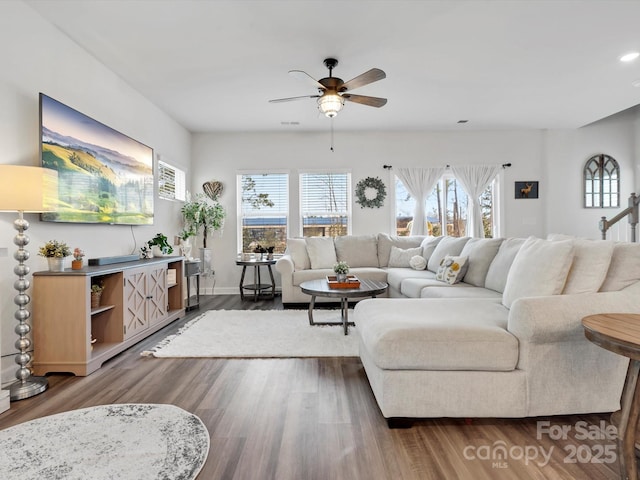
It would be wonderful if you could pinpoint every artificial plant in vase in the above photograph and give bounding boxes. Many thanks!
[181,193,226,249]
[38,240,71,272]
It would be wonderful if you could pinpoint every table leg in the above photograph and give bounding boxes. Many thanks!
[254,265,261,302]
[268,265,276,298]
[342,297,349,335]
[617,359,640,480]
[308,295,317,325]
[239,266,247,300]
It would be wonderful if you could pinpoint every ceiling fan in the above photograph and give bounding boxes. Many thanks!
[269,58,387,118]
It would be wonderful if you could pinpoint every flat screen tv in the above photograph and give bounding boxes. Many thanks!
[39,93,154,225]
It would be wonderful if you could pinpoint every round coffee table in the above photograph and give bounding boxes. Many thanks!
[300,278,388,335]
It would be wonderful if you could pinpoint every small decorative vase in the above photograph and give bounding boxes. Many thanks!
[267,253,274,261]
[47,257,64,272]
[151,246,164,257]
[91,291,102,309]
[336,273,347,283]
[71,259,83,270]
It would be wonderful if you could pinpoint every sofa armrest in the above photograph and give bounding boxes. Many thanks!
[275,255,294,277]
[508,282,640,344]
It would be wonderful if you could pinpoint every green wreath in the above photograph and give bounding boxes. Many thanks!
[355,176,386,208]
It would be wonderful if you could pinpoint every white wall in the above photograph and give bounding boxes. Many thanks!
[545,107,638,241]
[0,2,191,385]
[191,130,546,294]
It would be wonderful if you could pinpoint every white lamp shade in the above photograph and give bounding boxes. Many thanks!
[0,165,59,212]
[318,94,344,118]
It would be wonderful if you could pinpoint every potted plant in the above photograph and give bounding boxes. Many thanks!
[178,228,195,259]
[146,233,174,257]
[91,282,104,309]
[333,261,350,283]
[38,240,71,272]
[181,193,225,271]
[72,248,85,270]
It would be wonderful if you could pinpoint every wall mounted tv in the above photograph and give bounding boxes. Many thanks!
[39,93,154,225]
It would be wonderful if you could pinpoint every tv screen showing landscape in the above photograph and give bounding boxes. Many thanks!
[39,93,154,225]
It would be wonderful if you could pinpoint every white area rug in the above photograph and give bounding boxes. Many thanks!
[143,309,359,358]
[0,403,209,480]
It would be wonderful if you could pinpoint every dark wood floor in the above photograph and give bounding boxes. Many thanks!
[0,295,624,479]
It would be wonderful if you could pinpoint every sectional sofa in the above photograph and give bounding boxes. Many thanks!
[276,233,640,421]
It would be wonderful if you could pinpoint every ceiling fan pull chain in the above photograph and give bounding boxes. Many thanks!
[330,118,335,152]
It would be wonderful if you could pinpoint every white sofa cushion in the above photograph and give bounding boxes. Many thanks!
[377,233,425,267]
[427,236,470,272]
[421,285,502,299]
[420,236,443,262]
[285,238,311,270]
[355,298,518,371]
[388,246,423,267]
[459,238,504,287]
[334,234,379,268]
[600,242,640,292]
[305,237,337,269]
[435,255,469,284]
[386,267,436,292]
[502,237,574,309]
[484,238,526,293]
[564,239,614,294]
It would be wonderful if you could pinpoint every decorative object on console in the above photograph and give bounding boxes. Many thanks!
[38,239,71,272]
[355,176,387,208]
[515,181,539,199]
[72,247,85,270]
[181,192,225,275]
[0,164,58,401]
[90,282,104,309]
[146,233,174,257]
[333,260,350,283]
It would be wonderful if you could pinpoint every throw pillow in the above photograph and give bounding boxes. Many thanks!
[427,236,470,273]
[435,255,469,284]
[409,255,427,270]
[377,233,426,267]
[502,237,575,309]
[285,238,310,270]
[388,246,423,268]
[305,237,337,269]
[484,238,526,293]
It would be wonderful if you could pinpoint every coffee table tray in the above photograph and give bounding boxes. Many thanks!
[326,275,361,289]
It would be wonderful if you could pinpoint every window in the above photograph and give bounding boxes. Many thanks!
[395,175,497,238]
[237,172,289,254]
[157,160,186,201]
[300,171,351,237]
[584,154,619,208]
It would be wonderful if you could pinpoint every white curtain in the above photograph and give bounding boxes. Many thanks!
[450,164,502,238]
[395,167,445,236]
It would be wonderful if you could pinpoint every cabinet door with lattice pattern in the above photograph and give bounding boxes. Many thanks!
[123,267,149,339]
[147,265,168,326]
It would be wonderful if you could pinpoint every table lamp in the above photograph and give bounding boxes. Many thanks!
[0,165,58,401]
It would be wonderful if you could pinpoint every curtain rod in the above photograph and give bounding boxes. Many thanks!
[383,163,512,170]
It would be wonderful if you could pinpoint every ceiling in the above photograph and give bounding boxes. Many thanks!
[26,0,640,133]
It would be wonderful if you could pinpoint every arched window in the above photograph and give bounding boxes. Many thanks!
[584,154,619,208]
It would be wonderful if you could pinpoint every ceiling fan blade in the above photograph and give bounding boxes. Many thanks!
[341,68,386,91]
[269,95,320,103]
[341,94,387,108]
[289,70,326,90]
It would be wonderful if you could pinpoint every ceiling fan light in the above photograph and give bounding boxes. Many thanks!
[318,94,344,118]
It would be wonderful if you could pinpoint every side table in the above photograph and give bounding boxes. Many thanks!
[583,313,640,480]
[236,258,276,301]
[184,260,201,311]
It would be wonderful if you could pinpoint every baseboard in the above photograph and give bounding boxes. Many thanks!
[0,389,9,414]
